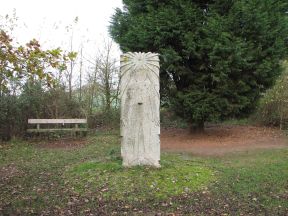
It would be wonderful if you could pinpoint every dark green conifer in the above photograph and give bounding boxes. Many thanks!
[110,0,288,130]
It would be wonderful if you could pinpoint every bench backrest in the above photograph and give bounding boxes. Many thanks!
[28,119,87,124]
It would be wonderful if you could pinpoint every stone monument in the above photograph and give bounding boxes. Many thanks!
[120,52,160,167]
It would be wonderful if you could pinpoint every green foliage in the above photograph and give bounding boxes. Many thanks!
[19,82,47,119]
[110,0,288,127]
[160,108,188,129]
[0,30,68,90]
[0,94,22,140]
[256,61,288,129]
[66,51,78,61]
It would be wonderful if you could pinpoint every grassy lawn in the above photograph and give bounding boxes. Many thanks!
[0,131,287,215]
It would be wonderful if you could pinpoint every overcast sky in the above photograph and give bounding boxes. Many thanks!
[0,0,123,57]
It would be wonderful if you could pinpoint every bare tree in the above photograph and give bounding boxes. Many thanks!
[83,39,120,114]
[85,57,100,115]
[64,17,79,99]
[98,39,119,112]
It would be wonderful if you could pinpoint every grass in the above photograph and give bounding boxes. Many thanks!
[208,150,288,215]
[66,155,213,201]
[0,131,287,215]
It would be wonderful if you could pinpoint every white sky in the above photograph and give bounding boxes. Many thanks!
[0,0,123,57]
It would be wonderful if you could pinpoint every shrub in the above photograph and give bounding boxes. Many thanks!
[0,82,85,141]
[88,109,120,129]
[256,61,288,129]
[160,108,188,129]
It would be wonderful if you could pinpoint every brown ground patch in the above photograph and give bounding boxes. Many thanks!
[32,125,287,155]
[161,125,288,156]
[0,164,23,180]
[36,138,87,149]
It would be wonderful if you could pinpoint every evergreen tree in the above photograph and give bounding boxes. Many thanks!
[109,0,288,130]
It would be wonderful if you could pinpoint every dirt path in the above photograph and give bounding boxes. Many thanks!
[161,125,288,156]
[33,125,288,156]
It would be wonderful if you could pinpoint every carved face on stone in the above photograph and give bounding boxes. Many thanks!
[133,54,148,70]
[133,68,147,83]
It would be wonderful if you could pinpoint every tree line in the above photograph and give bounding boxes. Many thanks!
[1,0,288,140]
[0,15,120,140]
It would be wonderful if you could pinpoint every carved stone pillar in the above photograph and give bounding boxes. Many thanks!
[120,52,160,167]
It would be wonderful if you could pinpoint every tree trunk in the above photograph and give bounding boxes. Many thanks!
[0,78,3,97]
[105,82,111,112]
[190,121,205,133]
[69,68,72,100]
[79,47,83,102]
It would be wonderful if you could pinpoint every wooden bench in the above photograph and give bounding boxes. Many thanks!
[27,119,88,136]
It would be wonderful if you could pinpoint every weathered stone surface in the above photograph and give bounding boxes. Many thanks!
[120,52,160,167]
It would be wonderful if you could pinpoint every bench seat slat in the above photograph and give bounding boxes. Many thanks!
[28,119,87,124]
[27,128,88,133]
